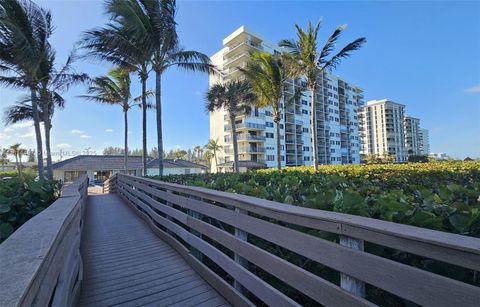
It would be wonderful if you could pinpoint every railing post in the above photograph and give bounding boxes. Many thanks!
[234,208,248,293]
[188,196,203,261]
[165,189,174,236]
[339,234,366,297]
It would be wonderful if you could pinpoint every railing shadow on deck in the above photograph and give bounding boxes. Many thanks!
[0,175,88,307]
[110,173,480,307]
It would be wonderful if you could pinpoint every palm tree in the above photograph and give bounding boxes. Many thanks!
[204,139,223,172]
[102,0,215,176]
[80,67,149,173]
[241,52,294,170]
[206,81,256,173]
[81,5,152,177]
[9,143,26,177]
[193,145,203,162]
[279,20,366,171]
[38,51,88,180]
[0,0,53,179]
[3,52,88,181]
[0,148,9,171]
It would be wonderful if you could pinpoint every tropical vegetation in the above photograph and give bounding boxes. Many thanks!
[241,52,294,170]
[152,160,480,304]
[80,67,151,171]
[0,0,87,180]
[154,161,480,237]
[279,21,366,171]
[205,80,256,172]
[82,0,215,177]
[0,174,61,243]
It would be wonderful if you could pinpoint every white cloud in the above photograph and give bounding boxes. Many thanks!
[0,132,11,140]
[11,121,33,129]
[465,84,480,93]
[3,127,14,133]
[80,134,92,139]
[57,143,72,149]
[105,129,114,133]
[71,129,85,134]
[19,131,35,138]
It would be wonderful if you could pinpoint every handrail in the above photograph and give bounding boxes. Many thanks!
[111,174,480,306]
[0,175,89,307]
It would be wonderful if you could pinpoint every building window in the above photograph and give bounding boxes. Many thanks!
[266,122,274,128]
[266,132,274,138]
[267,155,275,161]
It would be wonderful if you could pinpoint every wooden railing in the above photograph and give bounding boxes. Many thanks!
[0,175,88,307]
[113,174,480,307]
[102,175,116,194]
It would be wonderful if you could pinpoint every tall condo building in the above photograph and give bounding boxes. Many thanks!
[418,128,430,155]
[404,116,421,156]
[358,99,407,162]
[209,26,364,172]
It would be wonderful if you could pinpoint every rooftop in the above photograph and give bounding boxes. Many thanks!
[52,155,207,171]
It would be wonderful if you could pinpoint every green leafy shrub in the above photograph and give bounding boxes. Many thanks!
[0,176,62,242]
[153,161,480,237]
[0,171,18,178]
[151,161,480,305]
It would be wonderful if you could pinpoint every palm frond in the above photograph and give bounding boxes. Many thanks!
[318,24,346,66]
[322,37,366,71]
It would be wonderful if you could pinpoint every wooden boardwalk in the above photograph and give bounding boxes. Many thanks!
[78,193,229,307]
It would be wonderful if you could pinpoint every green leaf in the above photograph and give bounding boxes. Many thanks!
[0,202,11,213]
[0,223,14,239]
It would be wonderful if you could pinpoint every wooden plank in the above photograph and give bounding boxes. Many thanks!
[123,175,480,270]
[165,289,220,307]
[81,270,198,304]
[120,186,298,306]
[186,212,375,307]
[118,176,480,307]
[78,193,230,307]
[115,279,206,307]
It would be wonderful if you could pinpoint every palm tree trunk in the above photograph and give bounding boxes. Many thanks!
[310,86,318,172]
[155,70,164,176]
[213,150,218,173]
[230,115,239,173]
[124,110,128,173]
[14,153,20,177]
[44,120,53,181]
[43,103,53,181]
[141,70,148,177]
[275,120,282,170]
[274,104,282,170]
[30,87,44,179]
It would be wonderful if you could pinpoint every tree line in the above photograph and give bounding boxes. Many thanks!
[102,139,223,171]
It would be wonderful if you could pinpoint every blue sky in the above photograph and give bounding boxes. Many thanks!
[1,0,479,160]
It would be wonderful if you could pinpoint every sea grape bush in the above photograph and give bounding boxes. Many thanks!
[154,161,479,305]
[0,175,61,242]
[153,161,480,237]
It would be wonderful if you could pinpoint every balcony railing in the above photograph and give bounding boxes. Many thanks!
[224,122,266,131]
[225,134,266,142]
[224,146,266,154]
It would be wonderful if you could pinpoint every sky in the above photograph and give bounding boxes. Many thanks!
[0,0,479,160]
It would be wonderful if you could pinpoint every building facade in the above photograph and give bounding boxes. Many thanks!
[404,116,421,156]
[418,128,430,155]
[358,99,407,162]
[209,26,364,172]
